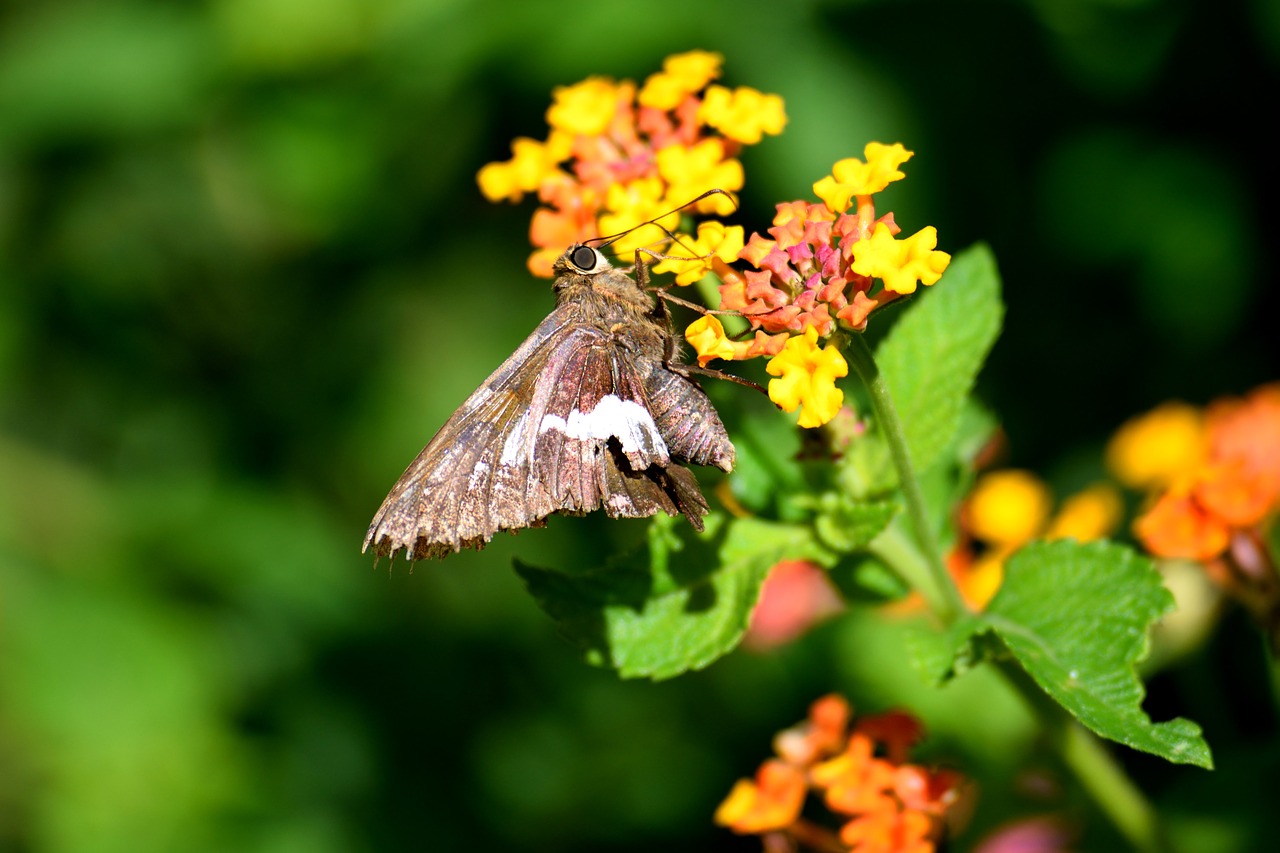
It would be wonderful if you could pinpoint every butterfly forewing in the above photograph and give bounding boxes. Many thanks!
[363,246,736,561]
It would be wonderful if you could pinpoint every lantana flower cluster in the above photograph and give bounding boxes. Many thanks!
[715,694,965,853]
[477,51,953,431]
[1107,383,1280,641]
[1108,384,1280,561]
[477,50,784,277]
[686,143,951,428]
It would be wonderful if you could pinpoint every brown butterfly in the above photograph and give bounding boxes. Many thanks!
[363,242,736,561]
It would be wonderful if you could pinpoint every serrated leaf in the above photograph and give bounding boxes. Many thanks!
[516,516,832,680]
[874,244,1003,474]
[982,539,1213,768]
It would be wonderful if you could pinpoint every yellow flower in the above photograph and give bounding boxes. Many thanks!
[546,77,623,136]
[598,177,678,254]
[812,143,913,213]
[714,760,807,834]
[656,139,743,215]
[967,470,1052,548]
[698,85,787,144]
[475,133,572,203]
[766,328,848,428]
[849,223,950,295]
[1045,483,1123,542]
[638,50,723,109]
[654,221,745,285]
[1106,402,1206,491]
[685,315,737,365]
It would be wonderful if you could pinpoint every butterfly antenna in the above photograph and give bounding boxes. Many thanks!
[586,189,738,252]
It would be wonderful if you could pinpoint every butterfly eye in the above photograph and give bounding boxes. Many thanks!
[569,245,600,272]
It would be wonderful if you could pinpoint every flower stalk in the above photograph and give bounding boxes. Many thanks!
[850,333,1173,853]
[844,333,967,624]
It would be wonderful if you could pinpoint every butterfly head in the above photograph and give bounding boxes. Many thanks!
[554,244,613,278]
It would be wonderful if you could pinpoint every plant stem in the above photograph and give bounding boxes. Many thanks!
[868,524,953,618]
[1060,723,1174,853]
[849,332,1171,853]
[845,334,967,624]
[999,661,1173,853]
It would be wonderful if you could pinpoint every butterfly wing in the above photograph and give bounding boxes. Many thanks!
[363,307,731,561]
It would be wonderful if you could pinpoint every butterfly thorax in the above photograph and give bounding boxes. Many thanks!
[551,249,665,353]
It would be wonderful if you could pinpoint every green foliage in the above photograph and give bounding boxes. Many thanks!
[950,540,1213,769]
[0,1,1270,850]
[874,243,1004,476]
[517,514,834,680]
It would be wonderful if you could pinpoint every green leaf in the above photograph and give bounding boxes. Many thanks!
[874,244,1004,474]
[724,400,807,518]
[981,539,1213,768]
[813,493,898,554]
[904,613,990,687]
[828,554,910,603]
[516,515,832,680]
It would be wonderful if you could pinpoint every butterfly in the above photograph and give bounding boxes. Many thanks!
[363,242,736,561]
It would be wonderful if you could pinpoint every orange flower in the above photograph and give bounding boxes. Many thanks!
[716,697,963,852]
[774,694,852,767]
[839,806,935,853]
[1135,490,1231,561]
[1130,384,1280,560]
[714,759,807,833]
[812,733,898,816]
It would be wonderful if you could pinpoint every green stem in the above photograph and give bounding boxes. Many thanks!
[1060,724,1173,853]
[848,332,1170,853]
[999,661,1173,853]
[845,334,967,624]
[868,524,952,618]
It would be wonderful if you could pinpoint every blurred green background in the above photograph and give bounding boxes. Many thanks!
[1,0,1277,851]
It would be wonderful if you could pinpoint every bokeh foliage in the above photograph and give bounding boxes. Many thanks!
[1,1,1276,851]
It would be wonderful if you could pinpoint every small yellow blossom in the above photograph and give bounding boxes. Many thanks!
[714,760,807,834]
[1106,402,1206,491]
[598,177,679,254]
[962,554,1006,611]
[967,470,1052,548]
[476,134,573,203]
[657,140,743,215]
[686,315,737,365]
[813,143,914,213]
[849,224,950,295]
[546,77,623,136]
[766,327,848,428]
[638,50,723,109]
[655,221,745,285]
[1045,483,1123,542]
[699,85,787,144]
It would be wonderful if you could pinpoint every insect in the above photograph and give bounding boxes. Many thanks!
[363,239,737,561]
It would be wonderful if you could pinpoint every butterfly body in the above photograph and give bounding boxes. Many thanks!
[364,246,735,561]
